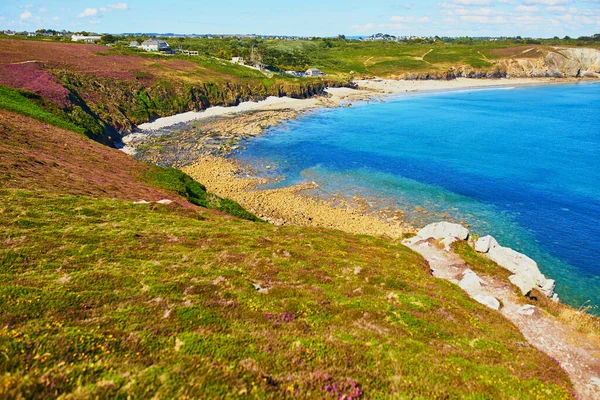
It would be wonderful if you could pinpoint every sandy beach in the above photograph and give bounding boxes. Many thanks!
[125,77,563,238]
[182,156,412,238]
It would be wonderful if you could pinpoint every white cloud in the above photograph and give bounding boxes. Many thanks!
[20,10,32,20]
[77,3,128,19]
[351,23,376,32]
[516,5,539,12]
[77,8,98,18]
[52,16,60,21]
[524,0,571,5]
[390,16,431,23]
[453,0,490,5]
[108,3,129,10]
[547,5,567,12]
[38,8,47,13]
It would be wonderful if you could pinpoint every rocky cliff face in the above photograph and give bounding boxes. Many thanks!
[497,47,600,78]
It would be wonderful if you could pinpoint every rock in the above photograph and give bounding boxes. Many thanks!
[487,246,537,274]
[157,199,173,205]
[509,273,538,296]
[458,269,483,294]
[517,304,536,316]
[551,293,560,302]
[473,295,501,310]
[133,200,150,204]
[540,279,556,297]
[440,236,459,251]
[474,235,498,253]
[590,377,600,387]
[417,222,469,241]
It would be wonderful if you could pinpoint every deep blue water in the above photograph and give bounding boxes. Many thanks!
[236,82,600,311]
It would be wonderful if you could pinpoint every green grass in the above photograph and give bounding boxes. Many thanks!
[0,189,574,398]
[144,167,263,222]
[0,85,85,134]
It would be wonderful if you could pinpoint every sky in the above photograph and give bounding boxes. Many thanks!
[1,0,599,37]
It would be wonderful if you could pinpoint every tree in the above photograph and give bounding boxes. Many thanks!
[101,34,117,44]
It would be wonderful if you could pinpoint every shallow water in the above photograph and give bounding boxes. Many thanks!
[236,82,600,312]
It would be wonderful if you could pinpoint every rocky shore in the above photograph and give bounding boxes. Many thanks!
[182,156,411,238]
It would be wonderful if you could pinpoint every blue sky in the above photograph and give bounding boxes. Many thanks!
[1,0,599,37]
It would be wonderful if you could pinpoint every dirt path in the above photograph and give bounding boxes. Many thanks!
[404,239,600,399]
[477,51,491,62]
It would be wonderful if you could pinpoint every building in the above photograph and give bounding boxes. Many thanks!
[3,30,16,36]
[141,38,171,52]
[305,68,325,77]
[129,41,139,47]
[28,32,36,37]
[285,71,304,77]
[71,34,102,43]
[231,57,244,64]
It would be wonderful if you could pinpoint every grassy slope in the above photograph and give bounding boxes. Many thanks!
[0,108,257,221]
[0,110,574,397]
[0,190,573,399]
[0,85,85,134]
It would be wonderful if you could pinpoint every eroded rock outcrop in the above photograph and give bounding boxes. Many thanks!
[497,47,600,78]
[475,235,557,299]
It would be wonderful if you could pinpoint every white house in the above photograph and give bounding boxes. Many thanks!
[285,71,304,77]
[71,34,102,43]
[231,57,244,64]
[4,30,16,36]
[141,38,171,52]
[129,40,140,48]
[305,68,325,77]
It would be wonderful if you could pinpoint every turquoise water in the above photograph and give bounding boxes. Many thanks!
[236,82,600,311]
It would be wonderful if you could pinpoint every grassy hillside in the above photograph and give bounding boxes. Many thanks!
[0,108,257,221]
[0,189,573,398]
[0,107,575,398]
[0,40,346,144]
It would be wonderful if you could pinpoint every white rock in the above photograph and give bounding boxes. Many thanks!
[509,273,538,296]
[487,246,537,275]
[417,222,469,241]
[551,293,560,302]
[459,269,483,294]
[134,200,150,204]
[157,199,173,205]
[473,295,501,310]
[540,279,556,297]
[517,304,536,316]
[590,377,600,387]
[441,236,459,251]
[474,235,498,253]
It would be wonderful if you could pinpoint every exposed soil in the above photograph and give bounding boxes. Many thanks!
[405,238,600,400]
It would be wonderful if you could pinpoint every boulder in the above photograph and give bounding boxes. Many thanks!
[474,235,498,253]
[540,279,556,297]
[458,269,483,294]
[417,222,469,241]
[517,305,536,316]
[473,295,501,310]
[440,236,460,251]
[487,246,537,274]
[509,273,538,296]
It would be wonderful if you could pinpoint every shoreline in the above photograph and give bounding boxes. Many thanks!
[121,77,586,239]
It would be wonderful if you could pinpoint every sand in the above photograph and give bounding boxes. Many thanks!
[354,77,555,94]
[127,77,565,237]
[182,156,412,238]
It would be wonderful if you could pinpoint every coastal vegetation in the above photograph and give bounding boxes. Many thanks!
[2,35,600,399]
[0,108,575,398]
[1,37,599,147]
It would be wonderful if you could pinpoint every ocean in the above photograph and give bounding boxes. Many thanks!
[235,82,600,312]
